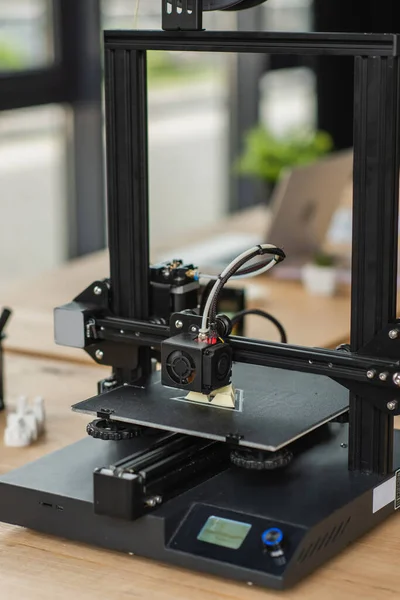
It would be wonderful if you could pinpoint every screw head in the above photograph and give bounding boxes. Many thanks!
[387,400,398,411]
[175,320,183,329]
[379,371,389,381]
[389,329,399,339]
[340,443,348,448]
[190,325,198,333]
[95,349,104,361]
[393,373,400,387]
[367,369,376,379]
[146,498,157,508]
[120,330,125,334]
[93,286,102,296]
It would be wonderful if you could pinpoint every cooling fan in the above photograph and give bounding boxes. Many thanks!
[165,349,197,386]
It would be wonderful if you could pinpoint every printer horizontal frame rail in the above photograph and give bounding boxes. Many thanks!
[105,30,400,57]
[93,432,229,521]
[75,312,400,412]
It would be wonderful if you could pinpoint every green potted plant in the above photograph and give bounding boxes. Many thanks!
[301,251,338,296]
[235,126,334,190]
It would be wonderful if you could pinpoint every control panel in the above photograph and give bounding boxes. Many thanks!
[168,503,306,574]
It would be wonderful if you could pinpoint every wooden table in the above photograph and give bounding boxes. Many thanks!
[1,352,400,600]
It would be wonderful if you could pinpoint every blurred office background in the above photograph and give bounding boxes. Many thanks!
[0,0,395,286]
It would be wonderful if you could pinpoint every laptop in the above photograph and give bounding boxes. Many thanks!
[265,148,353,272]
[158,149,353,274]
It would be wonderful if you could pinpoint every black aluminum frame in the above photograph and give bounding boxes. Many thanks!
[103,30,400,475]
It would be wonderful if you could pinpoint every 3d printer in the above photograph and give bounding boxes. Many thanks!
[1,0,400,591]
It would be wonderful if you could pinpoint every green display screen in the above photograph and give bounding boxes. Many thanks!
[197,516,252,550]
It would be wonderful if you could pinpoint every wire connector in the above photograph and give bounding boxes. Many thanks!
[200,243,285,333]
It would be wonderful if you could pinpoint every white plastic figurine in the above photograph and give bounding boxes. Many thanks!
[4,396,46,447]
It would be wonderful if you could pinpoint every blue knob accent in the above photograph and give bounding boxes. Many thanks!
[261,527,283,546]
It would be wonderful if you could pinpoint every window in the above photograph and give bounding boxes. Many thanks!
[263,0,313,32]
[260,0,316,135]
[0,0,54,73]
[0,1,104,285]
[0,105,68,284]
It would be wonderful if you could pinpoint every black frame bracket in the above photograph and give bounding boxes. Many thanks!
[162,0,203,31]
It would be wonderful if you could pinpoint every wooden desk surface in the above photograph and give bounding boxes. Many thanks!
[0,206,352,363]
[1,352,400,600]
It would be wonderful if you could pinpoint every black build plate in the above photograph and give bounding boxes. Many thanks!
[72,363,348,452]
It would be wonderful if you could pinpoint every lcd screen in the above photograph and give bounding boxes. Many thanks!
[197,515,252,549]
